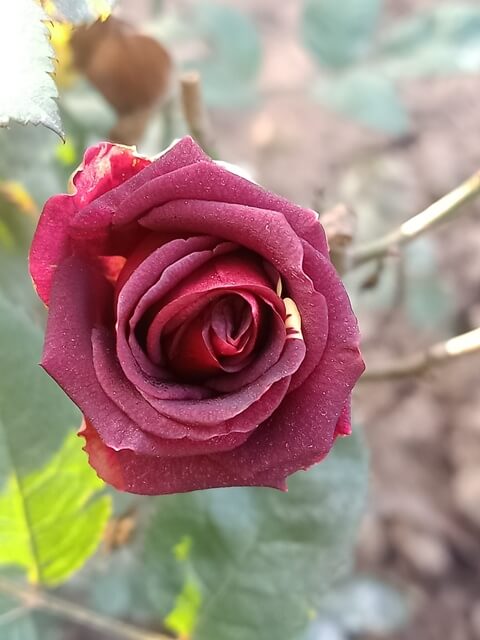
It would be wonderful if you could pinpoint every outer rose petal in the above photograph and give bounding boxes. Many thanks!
[71,143,150,208]
[234,243,364,480]
[80,419,287,494]
[69,137,211,249]
[80,420,124,489]
[112,157,328,255]
[69,138,327,256]
[30,142,151,304]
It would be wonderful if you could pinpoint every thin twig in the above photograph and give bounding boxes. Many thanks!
[0,604,29,626]
[361,327,480,381]
[350,169,480,268]
[319,203,356,274]
[0,577,170,640]
[180,71,217,157]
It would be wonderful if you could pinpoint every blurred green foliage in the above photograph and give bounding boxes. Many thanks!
[303,1,480,134]
[152,2,262,108]
[318,70,409,135]
[0,591,61,640]
[0,429,111,585]
[0,266,110,587]
[377,4,480,78]
[185,3,262,107]
[302,0,381,68]
[302,577,407,639]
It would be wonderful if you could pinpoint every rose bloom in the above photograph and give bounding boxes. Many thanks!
[29,137,364,495]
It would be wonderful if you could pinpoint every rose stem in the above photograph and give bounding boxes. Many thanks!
[350,169,480,268]
[0,577,170,640]
[361,327,480,381]
[180,71,218,158]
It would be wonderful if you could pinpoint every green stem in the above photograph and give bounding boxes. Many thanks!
[0,577,170,640]
[362,327,480,381]
[180,71,218,158]
[351,169,480,267]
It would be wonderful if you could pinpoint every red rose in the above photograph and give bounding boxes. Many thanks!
[29,137,364,495]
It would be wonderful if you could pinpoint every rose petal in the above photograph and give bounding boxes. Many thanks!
[144,252,274,364]
[140,287,283,372]
[80,418,286,495]
[205,309,286,393]
[29,194,76,305]
[142,338,305,427]
[165,292,261,380]
[44,257,254,456]
[112,154,328,255]
[29,143,151,305]
[80,243,363,493]
[334,401,352,437]
[96,315,294,443]
[69,137,211,249]
[71,142,150,208]
[165,309,223,380]
[92,329,252,456]
[42,257,166,454]
[141,199,329,391]
[116,237,233,396]
[219,242,364,481]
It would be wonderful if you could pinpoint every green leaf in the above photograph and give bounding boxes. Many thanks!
[142,433,367,640]
[302,0,382,69]
[164,573,202,637]
[0,592,61,640]
[0,186,42,319]
[160,3,262,107]
[319,71,409,135]
[317,576,408,635]
[0,123,68,207]
[377,4,480,78]
[86,543,183,626]
[0,84,114,207]
[0,0,62,137]
[83,435,366,638]
[0,295,111,586]
[0,430,111,586]
[404,238,454,331]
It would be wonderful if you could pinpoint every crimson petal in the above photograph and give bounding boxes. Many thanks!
[141,199,328,390]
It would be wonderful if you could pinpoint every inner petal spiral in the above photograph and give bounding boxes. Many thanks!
[164,292,264,382]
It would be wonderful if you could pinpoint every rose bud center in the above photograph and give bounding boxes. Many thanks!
[162,293,266,382]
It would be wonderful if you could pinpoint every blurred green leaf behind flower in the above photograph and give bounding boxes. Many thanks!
[81,432,367,640]
[303,1,480,134]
